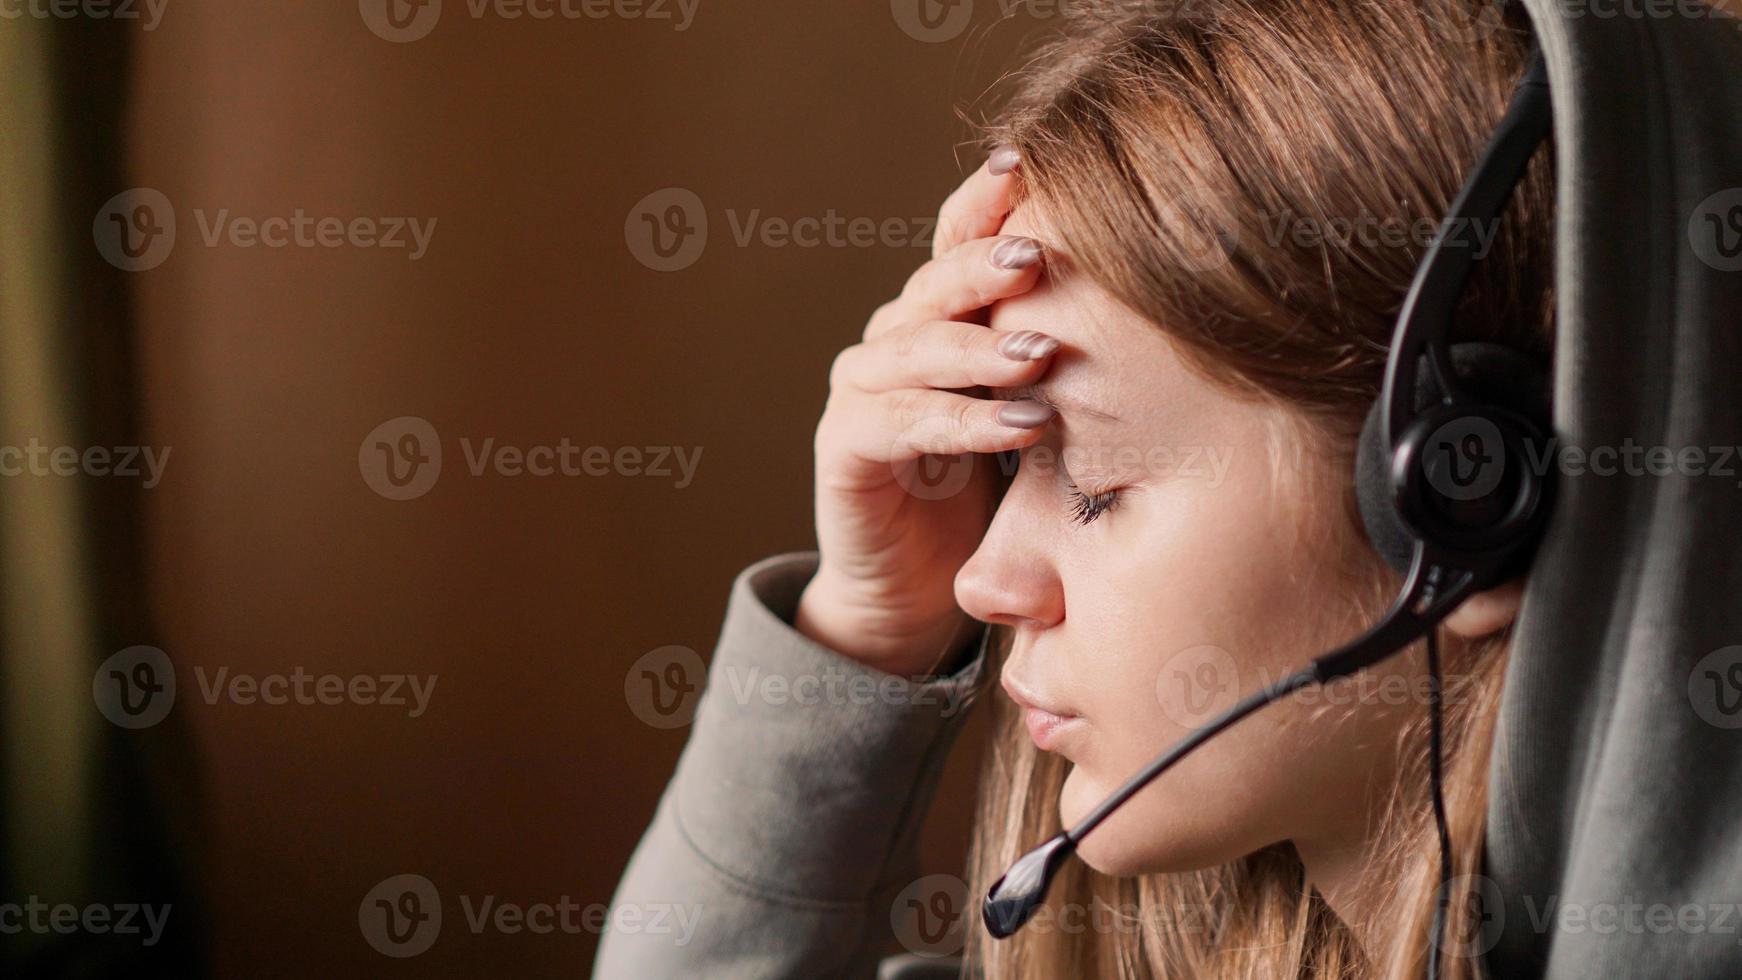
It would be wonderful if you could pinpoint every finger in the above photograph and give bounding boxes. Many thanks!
[829,388,1055,468]
[932,146,1020,259]
[833,321,1061,394]
[864,235,1045,341]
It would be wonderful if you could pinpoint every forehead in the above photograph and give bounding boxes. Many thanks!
[993,206,1123,349]
[989,205,1212,424]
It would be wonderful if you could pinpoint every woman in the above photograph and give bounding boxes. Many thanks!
[599,1,1554,976]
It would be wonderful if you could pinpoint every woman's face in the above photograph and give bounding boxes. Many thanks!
[954,208,1419,883]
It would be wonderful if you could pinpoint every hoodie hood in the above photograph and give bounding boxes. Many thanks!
[1487,2,1742,976]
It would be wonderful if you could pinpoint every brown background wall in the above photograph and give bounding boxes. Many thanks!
[127,2,1027,976]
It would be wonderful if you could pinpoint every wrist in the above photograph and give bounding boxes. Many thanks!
[794,573,978,679]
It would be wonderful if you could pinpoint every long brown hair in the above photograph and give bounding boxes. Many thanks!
[962,1,1554,976]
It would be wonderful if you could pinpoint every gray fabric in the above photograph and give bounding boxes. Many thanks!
[1487,3,1742,977]
[593,551,983,979]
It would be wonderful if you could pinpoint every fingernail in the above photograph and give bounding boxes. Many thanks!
[997,400,1055,429]
[997,330,1060,361]
[988,144,1020,176]
[991,236,1043,270]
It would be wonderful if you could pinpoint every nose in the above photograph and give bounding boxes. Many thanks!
[954,486,1065,629]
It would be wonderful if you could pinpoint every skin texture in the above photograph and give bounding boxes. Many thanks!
[799,153,1522,926]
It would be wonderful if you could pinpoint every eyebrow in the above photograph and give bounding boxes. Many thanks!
[997,382,1122,422]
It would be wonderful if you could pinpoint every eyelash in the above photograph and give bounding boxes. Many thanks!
[1065,479,1121,526]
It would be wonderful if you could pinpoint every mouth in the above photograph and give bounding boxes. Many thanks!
[1001,672,1085,752]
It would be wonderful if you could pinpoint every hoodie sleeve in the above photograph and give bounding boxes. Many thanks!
[593,551,987,980]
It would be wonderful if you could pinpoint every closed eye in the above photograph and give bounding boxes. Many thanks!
[1065,479,1120,526]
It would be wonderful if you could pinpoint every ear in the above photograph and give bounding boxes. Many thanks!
[1443,577,1526,640]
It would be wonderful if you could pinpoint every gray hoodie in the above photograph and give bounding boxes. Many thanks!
[595,551,982,978]
[1482,2,1742,977]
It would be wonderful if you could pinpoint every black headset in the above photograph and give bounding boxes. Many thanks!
[983,47,1556,980]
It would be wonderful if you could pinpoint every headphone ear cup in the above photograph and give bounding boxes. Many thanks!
[1356,399,1416,574]
[1355,342,1552,575]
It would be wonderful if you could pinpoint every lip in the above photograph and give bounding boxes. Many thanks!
[1001,672,1084,752]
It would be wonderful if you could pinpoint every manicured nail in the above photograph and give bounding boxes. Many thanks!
[997,400,1055,429]
[997,330,1060,361]
[991,237,1043,270]
[988,144,1021,176]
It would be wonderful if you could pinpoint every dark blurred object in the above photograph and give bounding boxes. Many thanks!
[0,14,204,980]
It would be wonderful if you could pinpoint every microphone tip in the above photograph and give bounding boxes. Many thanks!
[981,833,1076,939]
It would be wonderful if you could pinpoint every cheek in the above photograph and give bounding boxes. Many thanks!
[1047,450,1376,845]
[1037,436,1431,876]
[1058,467,1342,747]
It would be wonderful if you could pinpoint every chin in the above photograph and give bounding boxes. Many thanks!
[1058,765,1154,876]
[1058,763,1245,877]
